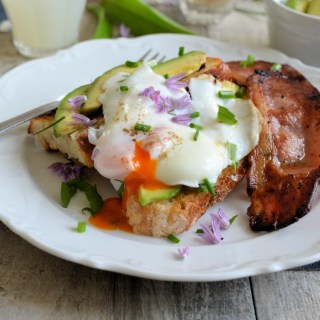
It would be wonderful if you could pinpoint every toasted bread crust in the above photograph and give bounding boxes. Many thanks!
[28,114,95,167]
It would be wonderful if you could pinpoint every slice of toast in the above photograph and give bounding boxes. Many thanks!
[28,57,250,237]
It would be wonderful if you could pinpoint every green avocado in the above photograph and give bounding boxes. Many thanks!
[53,84,91,137]
[138,185,181,206]
[285,0,310,12]
[54,51,206,136]
[307,0,320,16]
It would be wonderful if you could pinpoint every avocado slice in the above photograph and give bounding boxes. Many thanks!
[307,0,320,16]
[285,0,310,12]
[138,185,181,206]
[81,50,206,115]
[220,80,239,93]
[53,84,91,137]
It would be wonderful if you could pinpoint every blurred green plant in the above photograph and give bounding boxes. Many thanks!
[86,0,193,38]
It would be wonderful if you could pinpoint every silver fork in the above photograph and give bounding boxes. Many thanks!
[0,50,166,135]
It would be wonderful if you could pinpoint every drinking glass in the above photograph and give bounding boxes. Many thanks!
[179,0,236,25]
[2,0,86,58]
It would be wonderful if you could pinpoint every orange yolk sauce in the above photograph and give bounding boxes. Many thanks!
[89,142,168,232]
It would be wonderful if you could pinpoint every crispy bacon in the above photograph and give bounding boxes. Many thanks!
[227,61,303,87]
[228,61,320,230]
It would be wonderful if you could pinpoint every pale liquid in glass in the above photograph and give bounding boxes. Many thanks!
[2,0,86,57]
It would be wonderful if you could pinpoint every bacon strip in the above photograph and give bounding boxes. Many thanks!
[228,61,320,230]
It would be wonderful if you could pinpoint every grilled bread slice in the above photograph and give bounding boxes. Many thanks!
[28,57,251,237]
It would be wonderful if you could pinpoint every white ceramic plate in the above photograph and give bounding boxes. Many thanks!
[1,34,320,282]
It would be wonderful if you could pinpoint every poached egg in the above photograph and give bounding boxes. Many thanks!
[88,63,260,190]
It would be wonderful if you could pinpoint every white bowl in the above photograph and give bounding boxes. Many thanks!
[265,0,320,67]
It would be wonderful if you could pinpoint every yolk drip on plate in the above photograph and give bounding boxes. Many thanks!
[89,142,168,232]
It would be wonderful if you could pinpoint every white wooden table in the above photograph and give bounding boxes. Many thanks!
[1,2,320,319]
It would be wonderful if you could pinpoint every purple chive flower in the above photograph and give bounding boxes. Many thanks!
[72,113,97,128]
[198,219,223,245]
[119,24,131,37]
[68,95,87,108]
[155,95,174,113]
[166,73,188,90]
[48,162,82,182]
[171,113,192,126]
[210,207,230,230]
[178,247,190,259]
[139,86,160,102]
[175,93,191,110]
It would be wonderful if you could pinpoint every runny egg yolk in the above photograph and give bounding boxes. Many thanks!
[89,142,167,232]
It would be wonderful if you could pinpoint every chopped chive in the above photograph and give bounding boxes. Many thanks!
[198,183,207,193]
[189,122,203,130]
[196,228,204,234]
[163,73,170,79]
[189,111,200,118]
[203,178,215,196]
[167,234,180,243]
[67,178,104,215]
[178,46,185,57]
[120,85,129,92]
[134,123,152,132]
[271,63,282,71]
[240,54,255,67]
[193,130,200,141]
[117,182,124,198]
[33,116,65,135]
[217,106,237,125]
[77,221,87,233]
[229,214,238,225]
[61,181,77,208]
[125,60,139,68]
[218,90,235,99]
[226,142,238,168]
[235,87,246,99]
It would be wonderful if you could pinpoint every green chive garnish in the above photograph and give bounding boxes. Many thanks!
[167,234,180,243]
[134,123,152,132]
[125,60,139,68]
[163,73,170,79]
[189,111,200,118]
[240,54,255,68]
[271,63,282,71]
[226,142,238,169]
[33,116,65,135]
[120,85,129,92]
[67,178,104,214]
[217,106,237,125]
[203,178,215,196]
[218,90,235,99]
[77,221,87,233]
[196,228,204,234]
[189,123,203,131]
[235,87,246,99]
[117,182,124,199]
[178,46,185,57]
[229,215,238,225]
[189,122,203,141]
[193,130,200,141]
[198,183,207,193]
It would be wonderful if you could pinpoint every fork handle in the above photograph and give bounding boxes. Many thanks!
[0,100,60,135]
